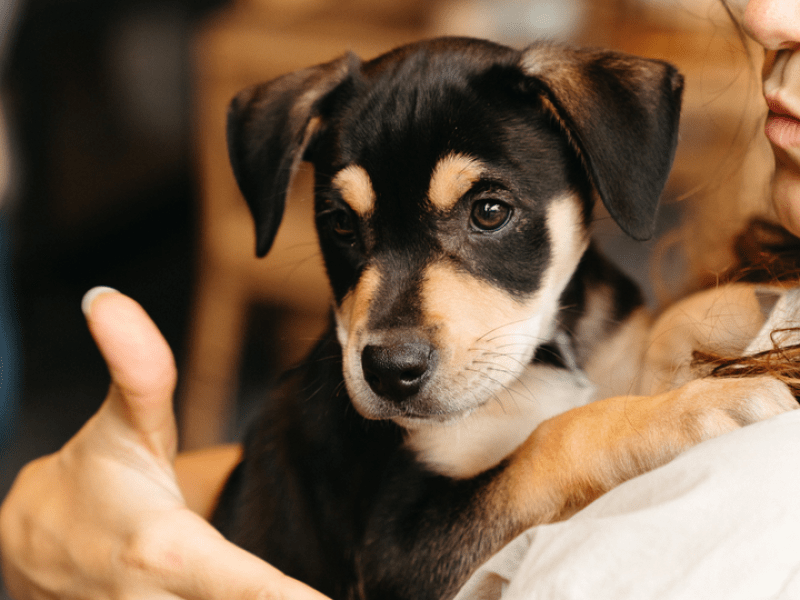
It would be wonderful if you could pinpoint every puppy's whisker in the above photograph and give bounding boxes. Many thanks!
[468,379,500,405]
[481,366,535,398]
[466,370,530,412]
[469,356,523,370]
[488,338,548,350]
[475,352,531,371]
[463,367,521,398]
[472,336,549,353]
[466,359,519,379]
[465,373,507,409]
[473,317,545,344]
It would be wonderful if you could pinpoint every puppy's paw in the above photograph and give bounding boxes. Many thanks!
[668,375,797,443]
[506,375,797,525]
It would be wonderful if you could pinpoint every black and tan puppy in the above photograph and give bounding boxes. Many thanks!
[213,38,794,600]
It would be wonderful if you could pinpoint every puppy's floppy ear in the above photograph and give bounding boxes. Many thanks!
[227,53,360,257]
[519,46,683,240]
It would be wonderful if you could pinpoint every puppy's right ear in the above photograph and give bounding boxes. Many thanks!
[227,53,359,257]
[518,46,682,241]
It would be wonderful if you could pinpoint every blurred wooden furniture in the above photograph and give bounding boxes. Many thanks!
[182,7,423,449]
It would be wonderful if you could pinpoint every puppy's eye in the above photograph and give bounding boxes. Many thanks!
[331,210,357,243]
[470,200,512,231]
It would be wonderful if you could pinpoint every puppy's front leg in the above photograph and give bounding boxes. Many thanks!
[504,375,797,524]
[359,377,795,600]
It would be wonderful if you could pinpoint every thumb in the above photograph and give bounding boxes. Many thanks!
[82,287,178,460]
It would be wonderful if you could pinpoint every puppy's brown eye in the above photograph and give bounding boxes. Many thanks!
[471,200,511,231]
[332,211,356,242]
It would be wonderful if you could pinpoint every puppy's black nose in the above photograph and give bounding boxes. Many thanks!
[362,341,435,402]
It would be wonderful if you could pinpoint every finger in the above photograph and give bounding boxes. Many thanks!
[83,287,178,457]
[160,515,331,600]
[188,547,331,600]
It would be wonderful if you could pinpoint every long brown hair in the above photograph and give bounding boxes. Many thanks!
[724,218,800,283]
[694,334,800,398]
[693,218,800,398]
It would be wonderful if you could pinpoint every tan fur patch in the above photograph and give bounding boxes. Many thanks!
[428,153,485,212]
[332,165,376,217]
[421,261,544,389]
[334,265,381,349]
[334,266,387,418]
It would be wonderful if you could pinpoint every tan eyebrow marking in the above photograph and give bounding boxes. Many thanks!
[428,153,486,212]
[332,165,376,217]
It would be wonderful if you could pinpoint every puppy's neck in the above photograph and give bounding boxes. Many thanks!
[404,363,596,479]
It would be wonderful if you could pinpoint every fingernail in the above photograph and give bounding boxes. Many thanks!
[81,286,119,317]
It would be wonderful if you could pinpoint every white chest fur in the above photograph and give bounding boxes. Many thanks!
[404,364,597,479]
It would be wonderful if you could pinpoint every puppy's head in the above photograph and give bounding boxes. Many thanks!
[227,38,683,427]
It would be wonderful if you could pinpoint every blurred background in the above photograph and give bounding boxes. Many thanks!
[0,0,771,594]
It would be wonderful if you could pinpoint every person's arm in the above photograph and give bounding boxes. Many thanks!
[0,288,328,600]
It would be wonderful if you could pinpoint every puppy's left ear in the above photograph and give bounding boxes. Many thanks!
[227,53,360,257]
[519,47,683,241]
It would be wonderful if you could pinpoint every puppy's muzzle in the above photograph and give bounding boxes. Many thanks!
[362,336,438,403]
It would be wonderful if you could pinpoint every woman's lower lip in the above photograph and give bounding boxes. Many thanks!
[765,112,800,149]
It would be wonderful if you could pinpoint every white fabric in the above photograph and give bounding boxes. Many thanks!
[454,288,800,600]
[455,410,800,600]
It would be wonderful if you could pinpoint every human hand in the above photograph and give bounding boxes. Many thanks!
[0,288,329,600]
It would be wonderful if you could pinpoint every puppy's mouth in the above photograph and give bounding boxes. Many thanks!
[359,397,483,428]
[346,374,475,425]
[391,406,486,430]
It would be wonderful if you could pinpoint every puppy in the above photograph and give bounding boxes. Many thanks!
[212,38,796,600]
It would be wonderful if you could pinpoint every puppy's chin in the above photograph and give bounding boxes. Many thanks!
[390,408,478,430]
[346,380,481,428]
[363,405,478,430]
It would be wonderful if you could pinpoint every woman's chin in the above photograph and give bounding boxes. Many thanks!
[771,161,800,237]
